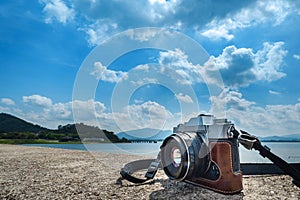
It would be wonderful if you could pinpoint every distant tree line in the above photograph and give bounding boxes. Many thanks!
[0,113,127,143]
[0,123,128,143]
[0,132,38,140]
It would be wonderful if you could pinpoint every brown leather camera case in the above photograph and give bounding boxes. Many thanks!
[186,142,243,194]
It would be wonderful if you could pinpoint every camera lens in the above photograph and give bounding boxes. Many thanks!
[160,135,189,180]
[171,147,182,167]
[160,132,210,181]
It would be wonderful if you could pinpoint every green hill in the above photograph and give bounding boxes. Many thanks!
[0,113,48,133]
[0,113,127,143]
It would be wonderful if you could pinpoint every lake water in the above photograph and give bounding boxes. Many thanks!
[22,142,300,163]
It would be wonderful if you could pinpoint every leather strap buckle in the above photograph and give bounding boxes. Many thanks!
[238,130,259,150]
[145,161,159,179]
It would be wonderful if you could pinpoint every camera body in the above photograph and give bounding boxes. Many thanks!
[160,114,243,194]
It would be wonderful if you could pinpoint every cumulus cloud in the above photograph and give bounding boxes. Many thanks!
[72,99,106,121]
[135,64,150,71]
[23,94,53,107]
[40,0,75,24]
[38,0,298,45]
[112,101,174,131]
[15,97,107,128]
[209,89,300,136]
[1,98,15,106]
[158,48,203,85]
[254,42,287,82]
[89,49,204,86]
[44,102,72,120]
[39,99,106,128]
[227,102,300,136]
[71,0,178,44]
[88,42,286,89]
[210,88,255,116]
[72,0,251,28]
[201,0,294,40]
[125,28,168,42]
[53,0,253,45]
[202,42,287,88]
[0,105,11,113]
[129,42,286,89]
[4,92,300,136]
[80,19,118,45]
[175,93,193,103]
[4,94,177,132]
[91,62,128,83]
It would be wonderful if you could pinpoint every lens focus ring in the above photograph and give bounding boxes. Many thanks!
[160,132,210,181]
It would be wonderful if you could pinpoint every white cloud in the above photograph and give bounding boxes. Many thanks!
[227,103,300,136]
[46,102,72,120]
[158,48,203,85]
[210,88,255,116]
[72,99,106,120]
[254,42,287,82]
[73,0,179,25]
[125,28,164,42]
[64,0,259,45]
[293,54,300,60]
[202,26,234,41]
[89,49,204,87]
[91,61,128,83]
[80,19,119,45]
[175,93,193,103]
[4,92,300,136]
[23,94,52,107]
[202,42,287,88]
[135,64,150,71]
[14,97,106,129]
[201,0,294,40]
[40,0,75,24]
[37,0,300,45]
[72,0,179,45]
[95,43,286,90]
[269,90,281,95]
[112,101,174,131]
[210,89,300,136]
[130,78,158,86]
[6,94,177,132]
[133,99,145,104]
[1,98,15,106]
[0,105,11,112]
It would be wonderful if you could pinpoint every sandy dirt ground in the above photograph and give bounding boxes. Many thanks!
[0,144,299,199]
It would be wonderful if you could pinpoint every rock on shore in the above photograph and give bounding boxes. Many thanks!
[0,144,299,199]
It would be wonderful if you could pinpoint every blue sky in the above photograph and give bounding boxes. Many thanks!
[1,0,300,136]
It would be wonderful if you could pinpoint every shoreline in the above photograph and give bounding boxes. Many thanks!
[0,144,299,199]
[1,139,300,145]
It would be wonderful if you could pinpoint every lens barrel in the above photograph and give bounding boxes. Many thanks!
[160,132,210,181]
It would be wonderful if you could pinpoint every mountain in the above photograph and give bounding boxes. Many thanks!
[0,113,49,133]
[283,134,300,139]
[117,127,300,142]
[117,128,172,141]
[259,134,300,142]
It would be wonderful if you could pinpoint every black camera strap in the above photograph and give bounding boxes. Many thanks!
[238,130,300,188]
[118,153,161,184]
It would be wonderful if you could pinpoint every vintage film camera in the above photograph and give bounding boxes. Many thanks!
[160,114,243,193]
[120,114,300,193]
